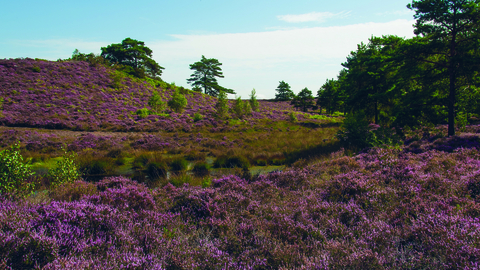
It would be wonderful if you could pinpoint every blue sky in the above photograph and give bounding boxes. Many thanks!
[1,0,416,98]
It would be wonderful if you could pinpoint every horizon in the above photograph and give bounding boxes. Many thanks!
[1,0,416,99]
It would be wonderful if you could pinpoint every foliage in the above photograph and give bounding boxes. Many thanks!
[3,145,480,268]
[71,49,109,67]
[192,112,203,122]
[192,162,210,177]
[170,157,189,171]
[406,0,480,135]
[167,89,188,113]
[243,99,252,116]
[291,87,315,112]
[288,112,297,122]
[135,107,152,119]
[336,112,373,150]
[249,88,260,112]
[186,55,235,97]
[317,75,345,115]
[233,96,245,119]
[0,144,35,196]
[148,91,165,114]
[101,38,164,79]
[275,80,295,101]
[48,151,81,188]
[214,90,229,119]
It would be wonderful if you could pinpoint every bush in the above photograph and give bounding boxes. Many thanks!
[49,180,97,202]
[192,162,210,177]
[135,108,152,119]
[48,151,81,188]
[215,90,229,119]
[146,161,168,180]
[214,155,250,168]
[336,112,372,150]
[171,158,188,171]
[193,113,203,122]
[168,89,188,113]
[288,112,297,122]
[0,144,35,196]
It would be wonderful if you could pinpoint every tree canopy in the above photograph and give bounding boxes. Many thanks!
[407,0,480,135]
[292,87,315,112]
[275,81,295,101]
[101,38,164,79]
[187,55,235,97]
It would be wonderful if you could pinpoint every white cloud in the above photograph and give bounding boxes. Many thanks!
[377,10,415,16]
[277,11,351,23]
[150,19,415,99]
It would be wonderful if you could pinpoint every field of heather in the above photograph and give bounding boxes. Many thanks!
[1,59,480,269]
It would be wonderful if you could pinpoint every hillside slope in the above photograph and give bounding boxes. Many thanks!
[0,58,326,132]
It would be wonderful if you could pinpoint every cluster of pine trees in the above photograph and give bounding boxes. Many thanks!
[319,0,480,136]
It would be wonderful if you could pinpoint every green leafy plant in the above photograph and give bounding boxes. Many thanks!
[48,151,81,188]
[0,144,35,196]
[168,89,188,113]
[233,96,245,119]
[288,112,297,122]
[148,91,166,113]
[249,88,259,112]
[193,113,203,122]
[135,107,152,119]
[215,90,229,119]
[336,112,372,150]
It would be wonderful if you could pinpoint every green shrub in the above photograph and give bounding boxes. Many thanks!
[168,89,188,113]
[193,113,203,122]
[214,155,250,168]
[148,91,166,113]
[135,108,152,119]
[233,96,245,119]
[171,158,188,171]
[146,161,168,179]
[215,90,229,119]
[48,151,81,188]
[132,153,151,170]
[193,162,210,177]
[249,89,260,112]
[288,112,297,122]
[169,173,192,187]
[0,144,35,196]
[214,155,228,168]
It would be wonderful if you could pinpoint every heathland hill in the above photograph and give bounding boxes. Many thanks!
[0,58,326,132]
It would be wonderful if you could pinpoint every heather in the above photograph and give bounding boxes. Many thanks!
[1,139,480,269]
[2,55,480,269]
[0,59,334,132]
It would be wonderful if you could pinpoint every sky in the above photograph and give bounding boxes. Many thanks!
[1,0,417,99]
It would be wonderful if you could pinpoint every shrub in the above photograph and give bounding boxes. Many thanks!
[336,111,372,150]
[49,180,97,202]
[168,89,188,113]
[0,144,35,196]
[193,162,210,177]
[193,113,203,122]
[146,161,168,180]
[135,107,152,119]
[215,90,229,119]
[249,88,259,112]
[214,155,249,168]
[48,151,81,188]
[148,91,166,113]
[171,158,188,171]
[233,96,244,119]
[288,112,297,122]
